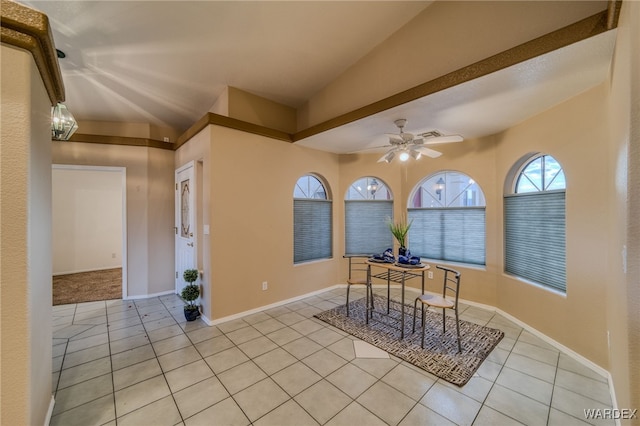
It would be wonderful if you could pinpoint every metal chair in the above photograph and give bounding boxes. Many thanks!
[344,256,373,317]
[412,265,462,352]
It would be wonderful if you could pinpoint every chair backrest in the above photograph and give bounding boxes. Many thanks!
[436,265,461,309]
[345,255,369,280]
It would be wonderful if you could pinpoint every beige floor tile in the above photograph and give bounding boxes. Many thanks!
[254,399,319,426]
[113,358,162,391]
[302,348,348,377]
[547,407,594,425]
[50,394,115,426]
[271,362,322,397]
[398,402,456,426]
[194,334,235,358]
[252,318,287,335]
[294,379,352,424]
[53,373,113,416]
[217,360,267,395]
[496,366,554,405]
[307,327,345,347]
[484,384,549,426]
[108,324,146,342]
[185,324,222,343]
[473,405,523,425]
[226,325,262,345]
[326,337,357,361]
[204,346,250,374]
[111,344,156,371]
[350,357,399,379]
[237,335,279,358]
[325,401,387,426]
[164,359,214,393]
[551,386,616,425]
[290,318,325,335]
[558,354,608,383]
[158,345,202,372]
[555,368,612,405]
[216,318,250,333]
[326,363,378,399]
[282,336,323,359]
[253,347,298,375]
[58,357,112,389]
[381,363,435,401]
[61,344,110,370]
[66,332,109,353]
[110,333,151,354]
[146,324,184,343]
[512,340,560,366]
[234,377,291,422]
[152,333,193,356]
[505,352,557,384]
[274,311,307,326]
[184,397,249,426]
[114,375,171,417]
[117,395,182,426]
[357,381,417,425]
[173,376,229,419]
[420,381,483,426]
[266,327,303,346]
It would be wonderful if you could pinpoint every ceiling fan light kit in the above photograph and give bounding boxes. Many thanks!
[373,119,463,164]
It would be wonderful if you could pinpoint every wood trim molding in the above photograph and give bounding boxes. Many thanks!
[175,112,292,149]
[66,133,175,151]
[292,9,616,142]
[1,0,64,105]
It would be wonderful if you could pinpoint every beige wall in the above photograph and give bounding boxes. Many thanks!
[52,142,175,297]
[52,168,123,275]
[205,126,341,319]
[606,0,640,412]
[1,44,53,426]
[495,85,610,367]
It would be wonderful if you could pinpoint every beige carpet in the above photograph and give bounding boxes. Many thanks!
[315,296,504,386]
[53,268,122,305]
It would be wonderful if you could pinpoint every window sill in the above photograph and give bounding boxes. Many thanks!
[502,272,567,297]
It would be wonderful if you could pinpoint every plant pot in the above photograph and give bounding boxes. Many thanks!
[184,307,200,321]
[399,247,408,257]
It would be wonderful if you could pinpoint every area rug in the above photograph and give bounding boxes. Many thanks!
[314,296,504,386]
[53,268,122,305]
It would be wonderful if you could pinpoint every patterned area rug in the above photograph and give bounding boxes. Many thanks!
[315,296,504,386]
[53,268,122,305]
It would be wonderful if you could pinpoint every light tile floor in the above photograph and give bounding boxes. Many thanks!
[51,287,614,426]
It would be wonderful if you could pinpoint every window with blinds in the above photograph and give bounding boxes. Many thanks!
[407,171,486,265]
[293,175,332,263]
[504,154,566,292]
[344,177,393,256]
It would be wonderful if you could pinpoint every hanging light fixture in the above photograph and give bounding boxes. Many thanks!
[51,103,78,141]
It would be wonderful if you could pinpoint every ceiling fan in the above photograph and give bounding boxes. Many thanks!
[371,119,463,163]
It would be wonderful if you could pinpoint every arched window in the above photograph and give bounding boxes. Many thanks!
[344,177,393,255]
[293,174,332,263]
[408,171,486,265]
[505,154,566,292]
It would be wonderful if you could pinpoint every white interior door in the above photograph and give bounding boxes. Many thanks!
[175,162,196,294]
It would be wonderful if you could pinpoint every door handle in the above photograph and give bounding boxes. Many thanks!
[187,242,194,247]
[190,232,193,237]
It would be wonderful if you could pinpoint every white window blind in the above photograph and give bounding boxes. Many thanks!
[345,200,393,255]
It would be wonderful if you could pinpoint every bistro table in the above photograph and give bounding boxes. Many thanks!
[365,259,430,339]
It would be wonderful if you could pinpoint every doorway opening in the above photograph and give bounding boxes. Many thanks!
[52,165,127,304]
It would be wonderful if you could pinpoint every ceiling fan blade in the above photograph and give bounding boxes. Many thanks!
[423,135,464,145]
[415,146,442,158]
[348,144,392,153]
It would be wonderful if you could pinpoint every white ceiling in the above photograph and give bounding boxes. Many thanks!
[20,1,615,154]
[22,0,431,131]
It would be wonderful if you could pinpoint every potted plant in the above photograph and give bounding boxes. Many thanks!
[388,218,412,256]
[181,269,200,321]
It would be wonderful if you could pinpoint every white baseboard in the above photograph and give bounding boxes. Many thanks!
[124,290,175,300]
[45,395,55,426]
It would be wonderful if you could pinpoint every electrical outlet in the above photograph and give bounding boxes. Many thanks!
[262,281,268,291]
[428,271,434,279]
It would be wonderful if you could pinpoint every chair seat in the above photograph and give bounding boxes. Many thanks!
[417,294,454,309]
[347,278,368,285]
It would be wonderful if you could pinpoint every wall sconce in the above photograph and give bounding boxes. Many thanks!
[51,103,78,141]
[435,177,445,201]
[367,178,379,199]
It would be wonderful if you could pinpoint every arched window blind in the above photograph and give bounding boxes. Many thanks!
[408,171,486,265]
[293,174,332,263]
[344,177,393,255]
[505,154,566,292]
